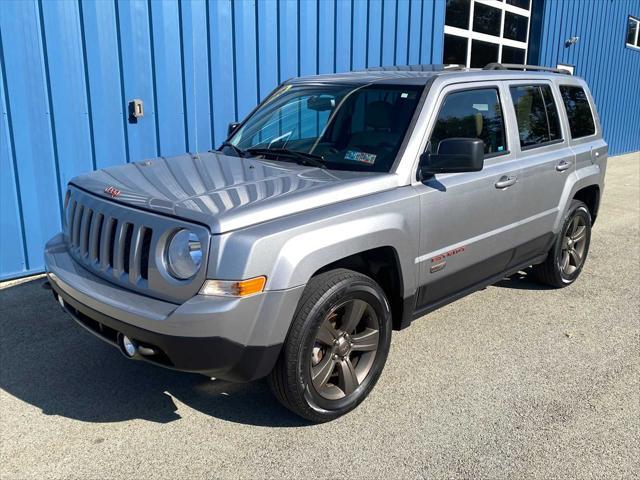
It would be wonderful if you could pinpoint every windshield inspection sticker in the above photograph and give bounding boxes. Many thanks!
[344,150,377,164]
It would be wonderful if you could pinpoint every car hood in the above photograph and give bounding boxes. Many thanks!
[70,152,400,233]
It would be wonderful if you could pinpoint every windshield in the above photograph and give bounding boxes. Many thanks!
[227,83,424,172]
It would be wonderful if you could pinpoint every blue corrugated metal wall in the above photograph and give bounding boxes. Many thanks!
[2,0,639,281]
[0,0,446,280]
[533,0,640,157]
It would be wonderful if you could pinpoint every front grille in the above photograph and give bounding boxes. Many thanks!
[63,185,210,303]
[66,196,152,285]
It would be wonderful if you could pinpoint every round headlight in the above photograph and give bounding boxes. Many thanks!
[166,229,202,279]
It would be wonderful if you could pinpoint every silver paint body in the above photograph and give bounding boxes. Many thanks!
[45,69,607,353]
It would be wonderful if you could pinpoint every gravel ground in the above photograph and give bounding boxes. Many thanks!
[1,153,638,480]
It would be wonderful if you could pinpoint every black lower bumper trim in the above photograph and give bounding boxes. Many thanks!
[49,279,282,382]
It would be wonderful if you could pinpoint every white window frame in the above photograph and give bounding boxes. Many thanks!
[626,16,640,51]
[444,0,531,67]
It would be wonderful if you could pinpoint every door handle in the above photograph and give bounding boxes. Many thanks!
[495,175,517,189]
[556,160,572,172]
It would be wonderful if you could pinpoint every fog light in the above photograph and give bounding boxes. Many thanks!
[122,336,137,357]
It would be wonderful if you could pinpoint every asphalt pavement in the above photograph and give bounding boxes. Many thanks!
[1,152,638,479]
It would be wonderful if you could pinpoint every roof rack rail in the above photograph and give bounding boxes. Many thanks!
[365,64,467,72]
[483,63,571,74]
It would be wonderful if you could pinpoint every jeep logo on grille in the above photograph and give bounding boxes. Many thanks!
[104,186,121,198]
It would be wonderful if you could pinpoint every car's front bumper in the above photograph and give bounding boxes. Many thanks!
[45,233,305,381]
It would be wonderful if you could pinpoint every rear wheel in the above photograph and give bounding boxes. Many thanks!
[532,199,592,287]
[268,268,392,422]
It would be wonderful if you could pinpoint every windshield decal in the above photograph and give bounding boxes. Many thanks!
[344,150,377,165]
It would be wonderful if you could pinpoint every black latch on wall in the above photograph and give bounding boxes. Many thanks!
[128,99,144,123]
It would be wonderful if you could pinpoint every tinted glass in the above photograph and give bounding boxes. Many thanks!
[501,46,526,64]
[230,84,423,172]
[506,0,530,9]
[443,34,468,64]
[473,3,501,36]
[510,85,562,148]
[627,17,638,45]
[470,40,499,68]
[445,0,471,29]
[504,12,528,42]
[560,86,596,138]
[540,85,561,141]
[430,88,507,156]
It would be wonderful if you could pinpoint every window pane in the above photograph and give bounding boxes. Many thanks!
[443,34,468,65]
[501,46,526,64]
[504,12,528,42]
[540,85,562,141]
[473,3,501,36]
[627,17,638,45]
[445,0,471,29]
[560,85,596,138]
[506,0,531,10]
[430,88,507,155]
[510,85,562,148]
[470,40,499,68]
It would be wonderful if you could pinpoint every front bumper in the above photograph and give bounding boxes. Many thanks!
[45,234,305,381]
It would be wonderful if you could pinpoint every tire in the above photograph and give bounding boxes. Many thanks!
[268,268,392,423]
[532,199,592,288]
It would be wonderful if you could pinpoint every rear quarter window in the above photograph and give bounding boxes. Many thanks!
[559,85,596,139]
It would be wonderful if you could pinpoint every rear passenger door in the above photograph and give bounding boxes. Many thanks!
[414,82,521,311]
[505,81,574,266]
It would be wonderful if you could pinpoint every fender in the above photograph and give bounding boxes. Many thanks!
[553,163,604,232]
[208,188,421,298]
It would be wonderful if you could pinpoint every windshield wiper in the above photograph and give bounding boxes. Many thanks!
[246,148,326,169]
[217,141,248,158]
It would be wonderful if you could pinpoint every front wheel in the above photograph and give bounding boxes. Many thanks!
[268,269,392,422]
[532,199,592,288]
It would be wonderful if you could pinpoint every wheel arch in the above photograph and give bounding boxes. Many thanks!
[312,246,408,330]
[572,184,600,224]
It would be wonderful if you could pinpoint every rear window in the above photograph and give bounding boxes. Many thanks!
[510,84,562,149]
[559,85,596,139]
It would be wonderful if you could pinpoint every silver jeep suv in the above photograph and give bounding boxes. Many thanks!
[45,64,607,422]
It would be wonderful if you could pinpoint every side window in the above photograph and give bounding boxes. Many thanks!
[429,88,507,156]
[510,84,562,148]
[559,85,596,139]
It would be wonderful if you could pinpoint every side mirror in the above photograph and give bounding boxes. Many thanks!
[418,138,484,180]
[227,122,240,137]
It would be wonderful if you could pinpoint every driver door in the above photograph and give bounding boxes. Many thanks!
[413,81,522,311]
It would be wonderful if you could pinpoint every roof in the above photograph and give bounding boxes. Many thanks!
[287,64,575,86]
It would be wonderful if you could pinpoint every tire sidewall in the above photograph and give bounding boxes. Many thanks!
[295,277,392,418]
[554,202,592,285]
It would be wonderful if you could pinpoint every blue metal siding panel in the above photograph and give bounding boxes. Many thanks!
[209,0,236,145]
[180,0,212,152]
[150,0,187,156]
[352,0,368,70]
[116,0,159,160]
[40,0,94,190]
[79,0,127,170]
[0,0,62,276]
[335,0,352,72]
[0,43,28,278]
[538,0,640,155]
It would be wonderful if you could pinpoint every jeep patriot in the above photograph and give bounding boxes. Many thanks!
[45,64,607,422]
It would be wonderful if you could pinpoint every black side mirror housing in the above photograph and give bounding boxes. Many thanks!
[418,138,485,180]
[227,122,240,137]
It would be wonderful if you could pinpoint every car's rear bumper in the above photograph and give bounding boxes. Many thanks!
[45,233,305,381]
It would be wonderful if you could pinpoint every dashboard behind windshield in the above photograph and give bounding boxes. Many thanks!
[228,83,424,172]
